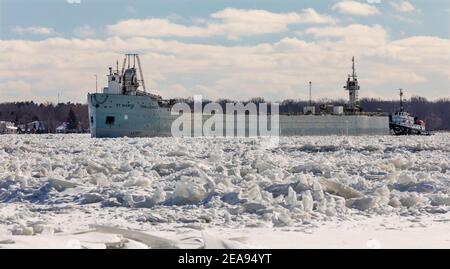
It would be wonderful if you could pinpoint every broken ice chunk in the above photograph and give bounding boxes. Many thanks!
[388,197,402,208]
[81,193,104,204]
[318,178,363,199]
[347,196,377,211]
[48,178,78,192]
[399,192,422,208]
[301,190,313,212]
[285,186,298,208]
[171,177,211,205]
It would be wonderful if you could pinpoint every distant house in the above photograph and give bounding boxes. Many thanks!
[17,124,26,133]
[56,122,84,133]
[56,122,68,133]
[26,121,47,133]
[0,121,18,134]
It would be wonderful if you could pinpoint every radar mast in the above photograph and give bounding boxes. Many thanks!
[344,56,361,113]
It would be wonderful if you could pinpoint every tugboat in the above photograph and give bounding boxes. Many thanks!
[389,89,429,135]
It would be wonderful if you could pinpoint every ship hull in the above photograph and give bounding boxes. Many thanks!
[88,93,390,138]
[389,122,428,135]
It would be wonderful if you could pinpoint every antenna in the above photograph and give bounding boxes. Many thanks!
[121,56,127,79]
[95,74,98,93]
[309,81,312,106]
[352,56,355,79]
[58,92,60,104]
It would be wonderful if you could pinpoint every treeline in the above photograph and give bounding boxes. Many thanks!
[360,97,449,131]
[0,102,89,132]
[0,96,448,131]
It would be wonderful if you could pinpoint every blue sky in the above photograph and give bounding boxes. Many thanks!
[0,0,449,103]
[2,0,449,40]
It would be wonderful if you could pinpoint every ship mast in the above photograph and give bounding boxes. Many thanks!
[399,88,404,112]
[344,56,361,113]
[352,56,355,79]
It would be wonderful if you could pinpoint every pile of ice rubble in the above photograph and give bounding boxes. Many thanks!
[0,133,449,239]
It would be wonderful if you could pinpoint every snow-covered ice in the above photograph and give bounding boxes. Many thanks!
[0,133,449,248]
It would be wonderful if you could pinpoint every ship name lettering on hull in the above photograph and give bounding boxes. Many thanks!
[116,104,135,109]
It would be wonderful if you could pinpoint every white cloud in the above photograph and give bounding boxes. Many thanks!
[210,8,336,26]
[73,25,96,38]
[303,24,388,46]
[11,26,56,36]
[390,1,416,13]
[1,27,449,103]
[332,1,380,16]
[107,19,211,38]
[210,8,337,39]
[67,0,81,4]
[107,8,337,39]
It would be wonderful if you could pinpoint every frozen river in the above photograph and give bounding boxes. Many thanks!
[0,133,449,248]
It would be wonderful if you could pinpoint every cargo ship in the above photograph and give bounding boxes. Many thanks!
[88,54,389,138]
